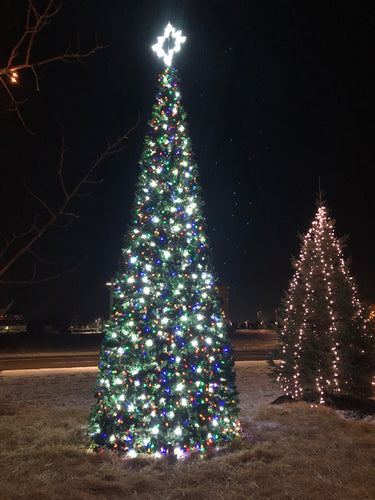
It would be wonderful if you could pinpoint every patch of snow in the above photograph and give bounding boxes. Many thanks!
[0,361,281,412]
[1,362,373,423]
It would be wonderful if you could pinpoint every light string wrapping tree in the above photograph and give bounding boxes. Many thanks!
[89,23,241,457]
[271,201,374,404]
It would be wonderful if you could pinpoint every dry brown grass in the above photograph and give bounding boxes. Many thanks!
[1,399,375,500]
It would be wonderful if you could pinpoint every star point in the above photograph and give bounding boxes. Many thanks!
[152,22,186,67]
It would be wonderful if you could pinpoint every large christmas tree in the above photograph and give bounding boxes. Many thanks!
[271,201,374,404]
[89,24,241,457]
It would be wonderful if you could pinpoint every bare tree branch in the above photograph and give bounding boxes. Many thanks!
[0,112,140,283]
[0,74,34,133]
[57,121,68,198]
[61,211,79,218]
[27,248,56,265]
[22,179,55,219]
[82,179,104,185]
[0,0,106,132]
[73,190,96,198]
[0,1,139,285]
[0,212,39,261]
[52,218,76,229]
[0,256,86,284]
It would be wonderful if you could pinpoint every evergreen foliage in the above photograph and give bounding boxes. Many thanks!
[88,67,241,456]
[270,202,375,403]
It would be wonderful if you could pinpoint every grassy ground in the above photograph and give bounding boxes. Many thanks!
[1,395,375,498]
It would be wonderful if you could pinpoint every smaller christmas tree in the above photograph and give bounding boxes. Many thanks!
[271,200,375,403]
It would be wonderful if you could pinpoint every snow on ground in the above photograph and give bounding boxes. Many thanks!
[0,361,280,412]
[235,361,281,411]
[2,362,373,423]
[0,366,98,410]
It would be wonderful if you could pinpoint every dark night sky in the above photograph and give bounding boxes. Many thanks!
[0,0,374,323]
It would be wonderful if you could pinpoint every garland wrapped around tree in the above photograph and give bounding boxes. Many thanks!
[271,201,375,404]
[88,24,241,457]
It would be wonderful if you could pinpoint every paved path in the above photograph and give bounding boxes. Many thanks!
[0,353,99,370]
[0,349,271,370]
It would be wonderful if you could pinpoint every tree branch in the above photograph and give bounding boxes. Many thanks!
[22,179,56,219]
[27,248,56,265]
[0,112,140,282]
[0,0,106,132]
[0,212,39,262]
[0,256,86,284]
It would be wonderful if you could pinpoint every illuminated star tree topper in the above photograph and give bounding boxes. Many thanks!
[152,22,186,67]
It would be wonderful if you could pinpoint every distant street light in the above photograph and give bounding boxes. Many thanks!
[105,279,115,317]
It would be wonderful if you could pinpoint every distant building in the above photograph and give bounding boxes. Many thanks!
[0,312,27,333]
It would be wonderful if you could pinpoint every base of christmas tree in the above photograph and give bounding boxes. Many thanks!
[271,393,375,419]
[90,433,244,460]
